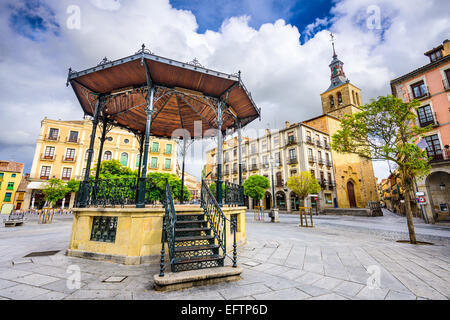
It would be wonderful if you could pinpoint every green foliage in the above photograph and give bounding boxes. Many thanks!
[243,175,270,201]
[209,182,225,199]
[92,159,137,180]
[66,179,80,193]
[331,95,431,184]
[42,178,69,207]
[286,171,321,200]
[147,172,190,203]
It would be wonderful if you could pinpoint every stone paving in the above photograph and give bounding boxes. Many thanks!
[0,210,449,300]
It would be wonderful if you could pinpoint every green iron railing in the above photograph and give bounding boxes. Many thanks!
[201,179,237,268]
[160,178,176,276]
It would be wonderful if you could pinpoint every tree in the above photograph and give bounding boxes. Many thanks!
[286,171,321,207]
[147,172,190,203]
[92,159,136,179]
[209,182,225,199]
[243,175,270,207]
[66,179,80,193]
[42,178,69,207]
[331,95,431,244]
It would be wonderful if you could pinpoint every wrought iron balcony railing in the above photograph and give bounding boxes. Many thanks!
[326,160,332,167]
[288,157,298,164]
[232,168,238,174]
[66,137,79,143]
[316,141,322,148]
[318,157,325,165]
[306,136,314,145]
[250,164,258,170]
[318,179,327,188]
[324,142,330,149]
[428,149,450,163]
[40,175,50,180]
[286,138,296,146]
[45,135,59,141]
[40,153,55,161]
[62,155,76,162]
[242,167,248,172]
[308,155,316,163]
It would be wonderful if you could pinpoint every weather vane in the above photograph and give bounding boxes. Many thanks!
[330,32,336,57]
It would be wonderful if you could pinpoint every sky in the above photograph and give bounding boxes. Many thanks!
[0,0,449,181]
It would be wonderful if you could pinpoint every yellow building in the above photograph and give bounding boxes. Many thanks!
[0,161,24,214]
[25,118,178,209]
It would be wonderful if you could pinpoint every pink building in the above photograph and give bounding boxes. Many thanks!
[391,40,450,223]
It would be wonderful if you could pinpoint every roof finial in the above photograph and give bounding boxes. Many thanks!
[330,32,337,57]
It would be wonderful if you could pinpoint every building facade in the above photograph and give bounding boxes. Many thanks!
[391,39,450,222]
[0,161,24,213]
[24,118,178,209]
[303,46,379,208]
[204,122,337,212]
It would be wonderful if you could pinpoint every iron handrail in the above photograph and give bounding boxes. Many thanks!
[160,178,176,276]
[224,181,245,206]
[201,179,237,267]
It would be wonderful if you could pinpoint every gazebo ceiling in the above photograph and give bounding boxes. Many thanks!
[67,46,260,138]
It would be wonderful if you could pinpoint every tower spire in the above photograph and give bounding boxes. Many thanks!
[330,32,337,57]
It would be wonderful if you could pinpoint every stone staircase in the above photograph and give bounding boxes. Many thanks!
[172,212,224,272]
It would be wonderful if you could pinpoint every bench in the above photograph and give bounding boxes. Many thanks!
[3,211,26,227]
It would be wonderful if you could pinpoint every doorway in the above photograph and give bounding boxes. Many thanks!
[347,181,357,207]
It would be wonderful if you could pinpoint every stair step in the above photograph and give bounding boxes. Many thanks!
[175,227,210,233]
[173,255,223,265]
[174,244,219,252]
[176,220,206,224]
[175,235,214,242]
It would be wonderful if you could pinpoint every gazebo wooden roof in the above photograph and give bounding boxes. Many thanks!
[67,45,260,138]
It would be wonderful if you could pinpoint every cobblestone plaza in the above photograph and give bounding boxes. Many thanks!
[0,210,449,300]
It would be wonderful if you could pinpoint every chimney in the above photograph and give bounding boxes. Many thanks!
[285,121,290,128]
[265,128,270,136]
[443,39,450,57]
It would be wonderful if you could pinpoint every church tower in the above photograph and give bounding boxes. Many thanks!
[320,34,362,120]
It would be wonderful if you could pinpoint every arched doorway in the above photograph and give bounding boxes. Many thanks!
[265,192,272,210]
[290,192,299,211]
[276,191,286,210]
[347,181,357,207]
[425,171,450,220]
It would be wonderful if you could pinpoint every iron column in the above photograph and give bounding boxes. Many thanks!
[137,86,155,208]
[78,98,101,207]
[216,100,224,206]
[237,119,243,186]
[95,114,108,181]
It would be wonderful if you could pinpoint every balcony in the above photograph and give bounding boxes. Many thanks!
[62,155,77,163]
[326,160,332,167]
[242,167,248,172]
[316,141,322,148]
[418,113,439,128]
[318,157,325,165]
[261,163,270,169]
[286,137,296,146]
[328,181,336,190]
[66,137,79,144]
[45,135,59,142]
[428,149,450,163]
[40,153,55,161]
[308,155,316,163]
[40,175,50,180]
[324,142,330,150]
[250,164,258,171]
[318,179,327,188]
[288,157,298,165]
[61,176,71,181]
[232,168,238,174]
[306,136,314,145]
[224,170,230,176]
[150,148,160,154]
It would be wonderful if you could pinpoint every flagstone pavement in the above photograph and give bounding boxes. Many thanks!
[0,209,449,300]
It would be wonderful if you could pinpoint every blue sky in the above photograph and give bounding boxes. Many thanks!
[170,0,333,42]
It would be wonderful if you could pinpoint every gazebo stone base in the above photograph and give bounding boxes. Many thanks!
[67,206,246,265]
[153,266,243,292]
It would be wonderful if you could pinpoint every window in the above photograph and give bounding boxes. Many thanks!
[337,92,342,104]
[65,148,75,160]
[328,172,332,183]
[225,164,229,174]
[40,166,51,179]
[308,148,313,158]
[425,134,442,161]
[62,168,72,180]
[164,159,171,169]
[68,131,78,142]
[261,140,267,151]
[44,146,55,159]
[106,136,113,142]
[152,142,159,153]
[7,182,14,190]
[224,151,229,162]
[411,81,428,99]
[320,171,325,182]
[273,135,279,146]
[275,152,281,165]
[165,144,172,155]
[289,148,296,160]
[124,138,129,144]
[290,170,297,176]
[48,128,59,140]
[103,151,112,160]
[276,172,282,186]
[262,155,268,167]
[4,192,12,202]
[233,162,237,172]
[310,170,315,178]
[417,105,435,127]
[233,148,237,157]
[329,95,334,108]
[120,153,128,166]
[82,168,86,177]
[150,157,158,168]
[11,174,16,178]
[429,50,442,62]
[318,151,322,161]
[251,144,256,154]
[135,154,141,167]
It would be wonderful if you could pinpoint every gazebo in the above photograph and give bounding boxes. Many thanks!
[65,45,260,282]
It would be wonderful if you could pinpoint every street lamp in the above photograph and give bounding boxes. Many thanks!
[269,154,279,223]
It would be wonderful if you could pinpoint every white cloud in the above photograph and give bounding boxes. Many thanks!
[0,0,449,181]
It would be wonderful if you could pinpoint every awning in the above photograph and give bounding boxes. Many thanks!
[26,181,45,190]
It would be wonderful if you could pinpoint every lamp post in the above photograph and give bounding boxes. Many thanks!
[269,154,279,223]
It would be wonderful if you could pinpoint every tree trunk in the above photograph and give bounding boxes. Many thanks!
[403,179,417,244]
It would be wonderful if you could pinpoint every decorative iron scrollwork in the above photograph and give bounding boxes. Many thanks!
[90,216,118,243]
[186,58,204,68]
[135,43,153,55]
[97,57,111,66]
